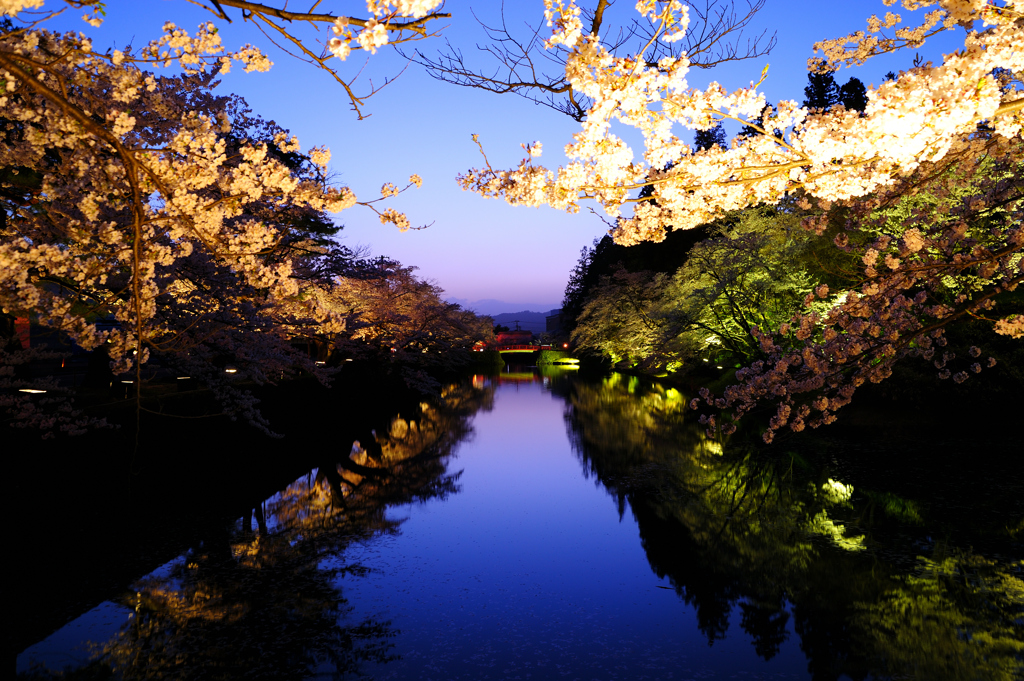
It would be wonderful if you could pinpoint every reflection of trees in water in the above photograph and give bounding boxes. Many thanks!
[105,526,396,680]
[276,381,494,544]
[855,554,1024,681]
[561,374,1023,680]
[97,380,495,680]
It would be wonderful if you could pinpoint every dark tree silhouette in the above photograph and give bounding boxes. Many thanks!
[737,103,783,139]
[839,77,868,112]
[804,70,868,112]
[694,123,728,151]
[803,70,840,110]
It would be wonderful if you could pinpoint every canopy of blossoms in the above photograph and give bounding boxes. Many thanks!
[459,0,1022,241]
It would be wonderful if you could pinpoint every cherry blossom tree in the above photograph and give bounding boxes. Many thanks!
[411,0,776,121]
[0,4,434,432]
[1,0,450,117]
[325,256,494,392]
[696,140,1023,441]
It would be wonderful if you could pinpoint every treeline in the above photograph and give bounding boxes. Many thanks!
[1,235,494,431]
[563,204,813,372]
[0,67,495,434]
[560,69,1024,403]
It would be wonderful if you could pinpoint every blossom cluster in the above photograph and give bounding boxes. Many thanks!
[112,21,275,75]
[0,0,43,16]
[327,0,444,60]
[808,6,951,73]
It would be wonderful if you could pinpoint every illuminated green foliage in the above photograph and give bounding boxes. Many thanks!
[571,268,675,369]
[663,207,816,360]
[571,207,817,371]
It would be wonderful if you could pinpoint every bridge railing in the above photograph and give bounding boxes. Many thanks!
[496,345,552,352]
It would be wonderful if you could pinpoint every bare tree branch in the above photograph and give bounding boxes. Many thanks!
[197,0,450,34]
[173,1,452,117]
[409,0,776,121]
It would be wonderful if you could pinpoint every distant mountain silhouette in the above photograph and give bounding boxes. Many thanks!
[490,310,559,334]
[447,298,560,316]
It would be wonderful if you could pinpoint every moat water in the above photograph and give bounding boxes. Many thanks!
[17,369,1023,680]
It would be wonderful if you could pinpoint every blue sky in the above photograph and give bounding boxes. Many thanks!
[46,1,966,311]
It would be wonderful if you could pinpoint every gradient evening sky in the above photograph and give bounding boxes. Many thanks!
[47,1,966,312]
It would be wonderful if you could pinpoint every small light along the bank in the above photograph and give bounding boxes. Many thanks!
[315,361,326,366]
[121,380,134,384]
[716,366,723,369]
[345,358,353,362]
[19,388,47,394]
[177,376,190,380]
[225,366,238,374]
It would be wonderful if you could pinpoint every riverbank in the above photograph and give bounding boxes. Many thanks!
[575,349,1024,433]
[9,356,496,658]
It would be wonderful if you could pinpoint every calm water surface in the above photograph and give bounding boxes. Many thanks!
[17,371,1023,680]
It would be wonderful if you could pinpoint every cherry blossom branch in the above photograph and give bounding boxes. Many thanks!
[457,0,1024,245]
[245,10,400,119]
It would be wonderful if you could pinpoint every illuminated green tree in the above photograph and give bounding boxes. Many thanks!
[571,207,818,371]
[571,268,675,369]
[661,207,816,363]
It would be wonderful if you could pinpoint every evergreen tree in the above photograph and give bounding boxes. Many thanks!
[804,70,868,112]
[693,123,728,151]
[561,242,599,337]
[561,226,711,340]
[737,103,782,139]
[839,77,868,112]
[803,70,840,110]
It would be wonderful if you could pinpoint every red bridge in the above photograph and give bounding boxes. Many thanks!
[496,345,552,353]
